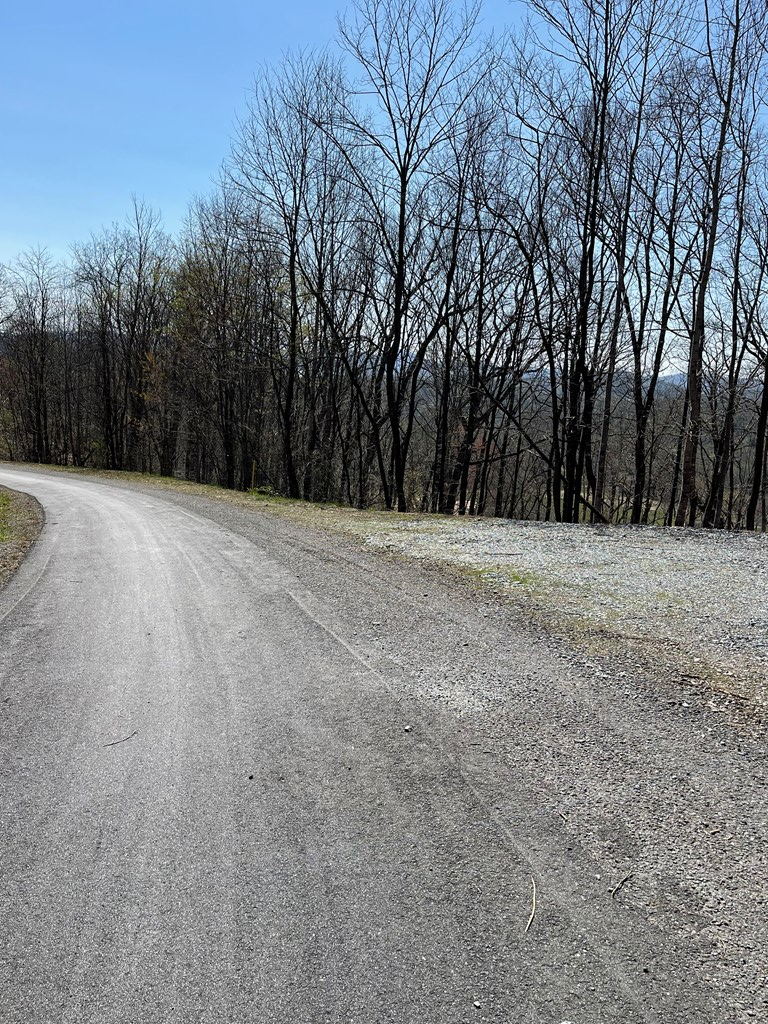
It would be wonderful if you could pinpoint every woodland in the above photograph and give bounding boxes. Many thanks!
[2,0,768,528]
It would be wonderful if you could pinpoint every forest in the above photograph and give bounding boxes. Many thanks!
[2,0,768,528]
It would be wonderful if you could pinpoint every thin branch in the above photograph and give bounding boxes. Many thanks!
[525,875,537,933]
[103,730,138,748]
[611,871,634,899]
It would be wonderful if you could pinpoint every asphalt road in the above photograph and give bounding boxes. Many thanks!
[0,469,734,1022]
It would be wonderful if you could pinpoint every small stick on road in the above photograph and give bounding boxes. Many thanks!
[611,871,634,899]
[103,730,138,748]
[525,875,537,933]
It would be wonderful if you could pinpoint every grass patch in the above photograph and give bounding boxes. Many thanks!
[497,566,540,587]
[0,491,11,542]
[440,561,544,599]
[0,484,45,589]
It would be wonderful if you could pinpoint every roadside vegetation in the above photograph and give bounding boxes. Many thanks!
[0,486,44,589]
[0,490,12,542]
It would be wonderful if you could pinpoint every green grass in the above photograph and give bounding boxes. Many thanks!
[457,562,543,593]
[0,491,11,542]
[499,567,540,587]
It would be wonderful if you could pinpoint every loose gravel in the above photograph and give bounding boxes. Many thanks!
[358,517,768,709]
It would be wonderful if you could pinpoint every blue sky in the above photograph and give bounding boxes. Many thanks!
[0,0,521,265]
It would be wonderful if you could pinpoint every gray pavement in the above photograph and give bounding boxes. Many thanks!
[0,469,734,1022]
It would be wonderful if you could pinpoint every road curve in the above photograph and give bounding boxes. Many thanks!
[0,468,720,1023]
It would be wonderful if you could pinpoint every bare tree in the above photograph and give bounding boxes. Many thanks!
[675,0,768,525]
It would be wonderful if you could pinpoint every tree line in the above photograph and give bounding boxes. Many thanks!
[2,0,768,528]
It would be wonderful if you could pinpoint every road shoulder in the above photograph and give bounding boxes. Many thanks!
[0,484,44,590]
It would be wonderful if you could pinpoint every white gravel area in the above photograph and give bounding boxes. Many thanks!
[363,517,768,705]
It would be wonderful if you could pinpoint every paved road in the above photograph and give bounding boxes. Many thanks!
[0,469,722,1023]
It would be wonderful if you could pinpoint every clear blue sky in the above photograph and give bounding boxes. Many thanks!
[0,0,521,265]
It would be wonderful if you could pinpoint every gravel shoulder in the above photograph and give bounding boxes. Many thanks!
[0,484,44,589]
[358,516,768,711]
[3,464,767,1022]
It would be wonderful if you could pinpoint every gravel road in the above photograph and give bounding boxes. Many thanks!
[1,466,765,1023]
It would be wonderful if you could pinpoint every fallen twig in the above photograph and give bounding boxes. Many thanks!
[525,875,537,933]
[621,634,680,647]
[103,730,138,748]
[611,871,634,899]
